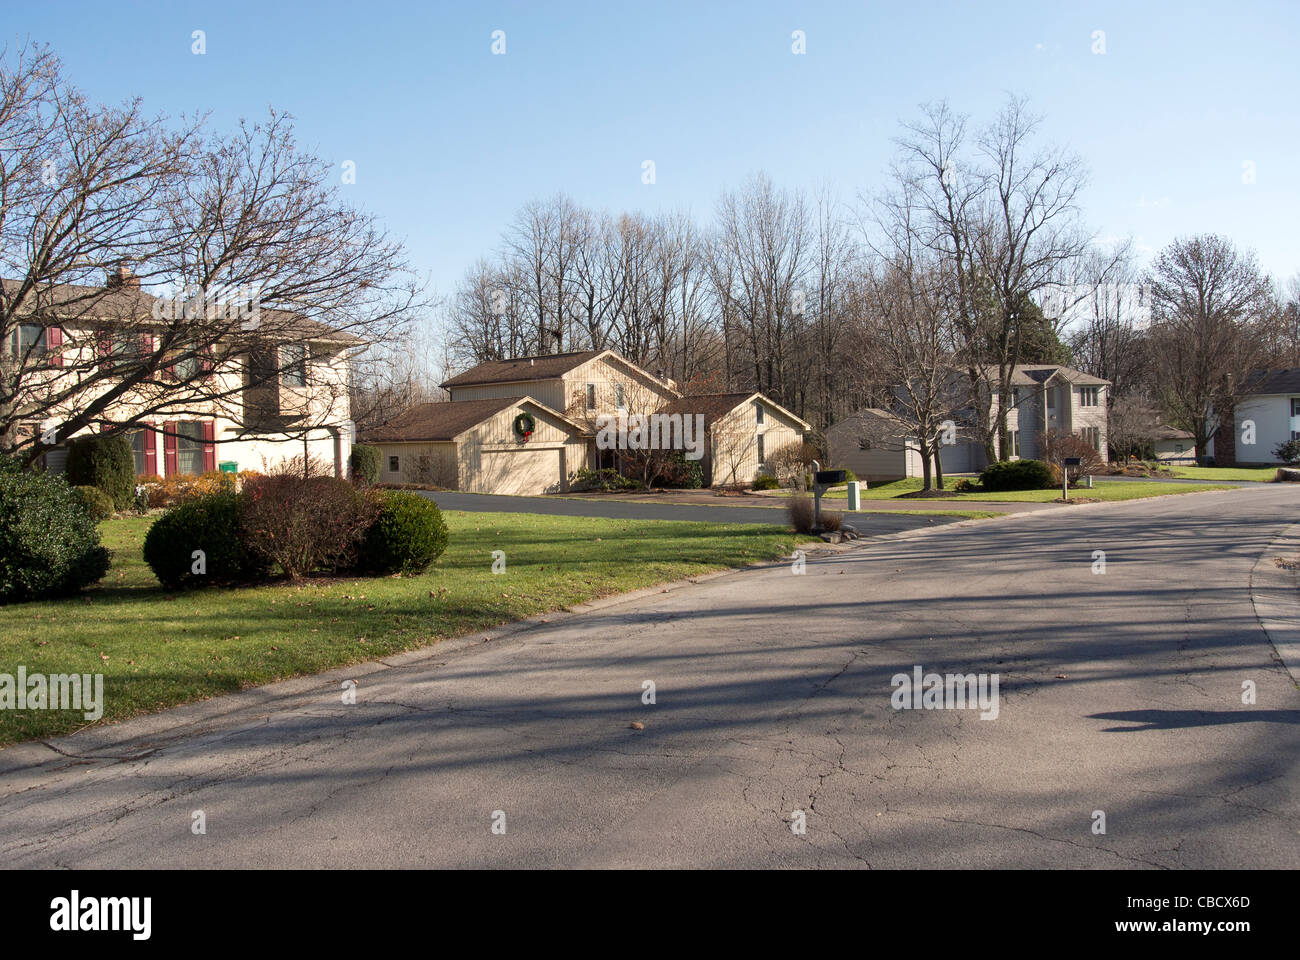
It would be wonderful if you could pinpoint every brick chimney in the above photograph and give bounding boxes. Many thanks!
[105,265,140,289]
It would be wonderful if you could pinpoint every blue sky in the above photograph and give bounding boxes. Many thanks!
[12,0,1299,297]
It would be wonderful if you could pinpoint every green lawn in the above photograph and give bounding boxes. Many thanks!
[1168,465,1279,482]
[771,477,1234,504]
[0,511,812,746]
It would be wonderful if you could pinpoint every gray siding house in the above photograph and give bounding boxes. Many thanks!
[827,364,1110,480]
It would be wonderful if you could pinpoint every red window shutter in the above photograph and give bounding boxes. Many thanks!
[163,421,178,476]
[48,326,63,367]
[201,345,215,380]
[96,330,111,361]
[202,421,216,471]
[144,421,157,476]
[142,334,154,354]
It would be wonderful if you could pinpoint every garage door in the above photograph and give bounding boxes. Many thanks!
[474,448,564,496]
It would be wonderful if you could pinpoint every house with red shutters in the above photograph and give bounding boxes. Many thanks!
[2,270,357,479]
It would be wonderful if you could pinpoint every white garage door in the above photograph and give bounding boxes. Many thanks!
[475,448,564,496]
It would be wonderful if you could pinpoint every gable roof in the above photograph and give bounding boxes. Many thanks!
[362,396,589,443]
[974,364,1109,387]
[441,350,603,388]
[658,391,812,431]
[1242,368,1300,395]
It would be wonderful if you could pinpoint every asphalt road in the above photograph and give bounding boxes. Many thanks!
[2,485,1298,868]
[418,489,983,532]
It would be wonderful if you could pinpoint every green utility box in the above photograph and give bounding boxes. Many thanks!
[218,461,237,475]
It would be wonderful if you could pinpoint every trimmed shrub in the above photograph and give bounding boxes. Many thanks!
[71,485,115,521]
[360,492,449,575]
[658,453,704,489]
[952,477,978,493]
[240,473,378,579]
[571,467,639,492]
[349,444,382,484]
[980,459,1055,492]
[752,474,780,491]
[65,433,135,509]
[0,467,110,603]
[143,490,268,590]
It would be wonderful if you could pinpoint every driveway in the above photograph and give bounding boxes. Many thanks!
[1,485,1296,868]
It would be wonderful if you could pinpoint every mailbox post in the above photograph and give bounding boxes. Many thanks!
[812,467,847,529]
[1062,456,1081,500]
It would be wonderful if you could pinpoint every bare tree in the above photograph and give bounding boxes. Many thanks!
[0,47,425,463]
[1146,235,1275,465]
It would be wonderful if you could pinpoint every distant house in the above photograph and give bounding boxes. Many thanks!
[1150,424,1196,462]
[1208,368,1300,465]
[362,349,805,493]
[827,364,1110,481]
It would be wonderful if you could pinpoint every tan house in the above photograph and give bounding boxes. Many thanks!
[365,396,592,495]
[3,273,357,478]
[364,349,808,493]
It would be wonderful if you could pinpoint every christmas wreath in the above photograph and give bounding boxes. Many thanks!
[512,411,536,441]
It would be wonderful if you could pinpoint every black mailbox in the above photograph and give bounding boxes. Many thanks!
[1063,457,1082,467]
[814,469,847,486]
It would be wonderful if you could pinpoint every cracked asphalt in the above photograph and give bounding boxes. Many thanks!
[2,486,1298,868]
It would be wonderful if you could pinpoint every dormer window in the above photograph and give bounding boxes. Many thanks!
[756,404,764,425]
[585,383,596,410]
[614,384,625,409]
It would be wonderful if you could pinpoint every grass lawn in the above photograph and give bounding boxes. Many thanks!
[0,511,812,746]
[1168,465,1279,482]
[769,477,1234,503]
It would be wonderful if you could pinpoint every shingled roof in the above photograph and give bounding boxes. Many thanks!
[658,391,812,430]
[1242,368,1300,395]
[362,397,523,442]
[1,277,362,344]
[441,350,603,388]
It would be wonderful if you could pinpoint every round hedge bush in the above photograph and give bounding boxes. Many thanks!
[65,433,136,509]
[71,485,115,521]
[360,492,449,575]
[752,474,780,490]
[349,444,382,484]
[0,461,111,603]
[143,490,268,590]
[979,458,1054,492]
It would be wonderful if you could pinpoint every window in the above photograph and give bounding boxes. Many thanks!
[585,383,596,410]
[169,353,200,380]
[1079,426,1101,451]
[281,345,307,387]
[756,404,764,425]
[1006,431,1019,458]
[1175,443,1185,454]
[1046,387,1057,410]
[130,429,148,475]
[614,383,625,409]
[1292,432,1300,442]
[176,422,205,475]
[1079,387,1099,407]
[389,455,400,473]
[10,324,46,358]
[757,434,765,463]
[1291,398,1300,417]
